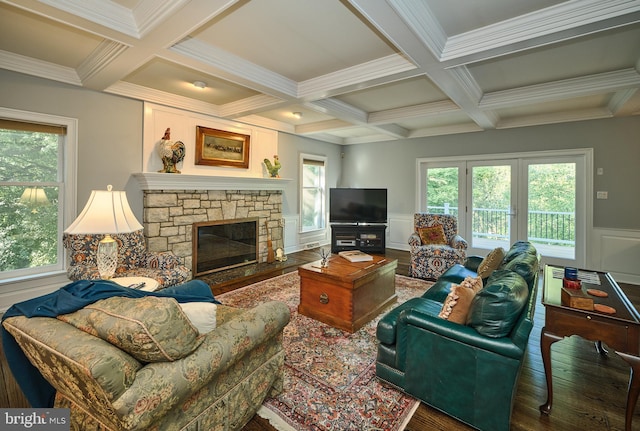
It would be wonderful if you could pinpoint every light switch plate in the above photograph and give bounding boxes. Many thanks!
[596,191,608,199]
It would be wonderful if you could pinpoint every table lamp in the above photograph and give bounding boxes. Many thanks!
[64,185,143,279]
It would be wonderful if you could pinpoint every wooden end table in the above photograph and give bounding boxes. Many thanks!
[297,254,397,332]
[540,265,640,431]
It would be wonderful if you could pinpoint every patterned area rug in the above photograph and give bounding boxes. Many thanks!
[216,271,432,431]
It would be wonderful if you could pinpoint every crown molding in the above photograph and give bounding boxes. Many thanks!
[387,0,447,58]
[171,37,298,98]
[368,100,460,124]
[297,54,416,99]
[37,0,139,38]
[496,107,613,129]
[608,88,638,114]
[77,40,128,82]
[219,94,286,118]
[0,50,81,86]
[134,0,190,37]
[308,98,368,124]
[442,0,640,62]
[480,69,640,109]
[105,81,222,117]
[295,119,354,135]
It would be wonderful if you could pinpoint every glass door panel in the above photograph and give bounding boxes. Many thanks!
[467,161,517,254]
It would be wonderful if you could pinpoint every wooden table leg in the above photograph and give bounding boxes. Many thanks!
[539,328,563,415]
[616,352,640,431]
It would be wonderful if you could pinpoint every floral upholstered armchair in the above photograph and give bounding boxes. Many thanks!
[408,213,467,280]
[63,229,190,288]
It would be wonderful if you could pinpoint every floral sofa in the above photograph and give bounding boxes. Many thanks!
[408,213,468,280]
[63,229,190,287]
[377,241,540,431]
[2,284,290,431]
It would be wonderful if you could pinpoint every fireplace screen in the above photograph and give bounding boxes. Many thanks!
[193,218,258,276]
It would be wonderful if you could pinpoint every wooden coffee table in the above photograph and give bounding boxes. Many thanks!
[297,254,397,332]
[540,265,640,431]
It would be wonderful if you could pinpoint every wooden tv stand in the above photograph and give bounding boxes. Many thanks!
[330,224,386,254]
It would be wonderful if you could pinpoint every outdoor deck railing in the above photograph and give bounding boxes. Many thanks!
[427,206,575,247]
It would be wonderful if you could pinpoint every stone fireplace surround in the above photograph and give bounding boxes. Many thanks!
[135,173,286,277]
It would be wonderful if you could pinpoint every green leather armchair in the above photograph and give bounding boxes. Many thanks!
[376,241,540,431]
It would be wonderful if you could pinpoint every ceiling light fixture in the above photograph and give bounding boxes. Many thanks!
[193,80,207,89]
[292,112,302,119]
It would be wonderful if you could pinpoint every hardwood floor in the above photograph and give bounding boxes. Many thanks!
[239,249,640,431]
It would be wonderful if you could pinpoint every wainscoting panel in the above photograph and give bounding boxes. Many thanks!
[592,228,640,284]
[387,213,413,251]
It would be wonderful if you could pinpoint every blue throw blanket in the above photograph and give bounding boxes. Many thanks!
[1,279,219,408]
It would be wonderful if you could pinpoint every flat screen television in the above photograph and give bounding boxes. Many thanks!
[329,188,387,224]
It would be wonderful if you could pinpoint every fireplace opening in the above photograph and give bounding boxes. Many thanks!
[192,217,258,277]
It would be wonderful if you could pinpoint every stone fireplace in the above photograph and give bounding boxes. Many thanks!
[135,173,286,277]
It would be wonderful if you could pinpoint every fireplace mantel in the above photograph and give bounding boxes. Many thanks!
[133,172,291,191]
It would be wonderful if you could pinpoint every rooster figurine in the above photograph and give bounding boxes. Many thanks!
[157,128,185,174]
[263,155,281,178]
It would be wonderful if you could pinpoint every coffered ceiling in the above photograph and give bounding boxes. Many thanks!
[1,0,639,144]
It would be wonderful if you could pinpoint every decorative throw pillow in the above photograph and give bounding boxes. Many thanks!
[438,283,476,324]
[58,296,203,362]
[418,224,447,245]
[477,247,505,279]
[457,275,483,293]
[179,302,217,334]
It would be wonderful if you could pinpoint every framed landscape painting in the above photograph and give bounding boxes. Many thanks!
[195,126,250,168]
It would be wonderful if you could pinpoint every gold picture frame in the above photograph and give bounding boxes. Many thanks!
[195,126,250,168]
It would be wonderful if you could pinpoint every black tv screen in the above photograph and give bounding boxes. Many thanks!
[329,188,387,224]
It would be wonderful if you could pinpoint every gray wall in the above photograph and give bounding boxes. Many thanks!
[2,68,639,232]
[341,117,640,230]
[276,132,343,217]
[0,69,144,217]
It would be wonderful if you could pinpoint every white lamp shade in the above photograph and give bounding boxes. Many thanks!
[64,187,143,234]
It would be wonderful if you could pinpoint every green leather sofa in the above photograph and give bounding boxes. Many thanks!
[376,241,540,431]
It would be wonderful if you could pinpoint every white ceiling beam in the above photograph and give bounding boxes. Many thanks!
[349,0,498,130]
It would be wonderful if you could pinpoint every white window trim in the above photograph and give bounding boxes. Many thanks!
[299,153,327,234]
[0,107,78,309]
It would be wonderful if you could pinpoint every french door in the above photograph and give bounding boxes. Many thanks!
[419,150,591,268]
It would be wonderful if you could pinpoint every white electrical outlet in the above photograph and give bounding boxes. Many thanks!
[596,191,608,199]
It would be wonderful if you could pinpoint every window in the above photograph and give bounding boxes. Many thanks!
[0,108,77,282]
[300,154,326,232]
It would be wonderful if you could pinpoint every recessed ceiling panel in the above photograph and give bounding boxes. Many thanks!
[470,25,640,93]
[0,3,104,68]
[190,0,397,81]
[336,76,447,112]
[123,59,259,105]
